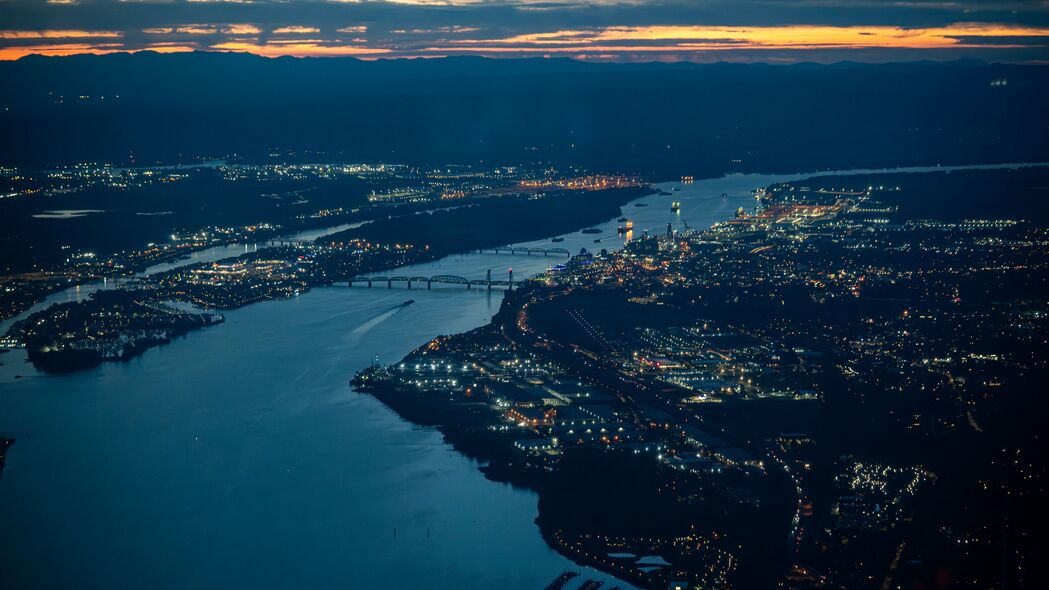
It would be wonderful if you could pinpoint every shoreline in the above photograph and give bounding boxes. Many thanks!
[352,287,739,590]
[9,186,655,374]
[351,287,699,588]
[349,162,1049,587]
[353,311,648,585]
[358,377,657,589]
[7,159,1042,339]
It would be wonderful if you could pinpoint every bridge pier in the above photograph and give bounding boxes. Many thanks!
[407,279,412,289]
[367,280,372,288]
[427,281,432,290]
[387,279,392,289]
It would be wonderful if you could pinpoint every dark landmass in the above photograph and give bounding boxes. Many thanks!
[11,184,653,372]
[0,169,369,274]
[149,243,422,310]
[0,165,505,276]
[357,288,788,590]
[3,54,1047,177]
[0,164,632,322]
[12,240,423,372]
[325,186,653,253]
[18,290,224,373]
[777,165,1049,223]
[353,166,1049,589]
[0,273,79,321]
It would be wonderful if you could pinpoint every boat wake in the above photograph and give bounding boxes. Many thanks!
[348,301,414,340]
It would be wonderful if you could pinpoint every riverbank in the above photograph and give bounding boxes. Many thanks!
[353,288,738,590]
[0,277,638,589]
[21,291,225,373]
[351,162,1049,588]
[10,186,654,374]
[0,175,531,324]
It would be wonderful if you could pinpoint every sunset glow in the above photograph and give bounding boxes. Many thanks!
[2,0,1048,63]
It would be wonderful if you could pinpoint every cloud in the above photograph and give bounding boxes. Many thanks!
[391,26,481,34]
[226,24,262,34]
[0,29,122,39]
[446,23,1049,51]
[209,41,390,57]
[1,0,1048,62]
[271,26,321,34]
[176,26,220,34]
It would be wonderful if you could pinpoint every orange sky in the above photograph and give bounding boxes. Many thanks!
[1,22,1047,61]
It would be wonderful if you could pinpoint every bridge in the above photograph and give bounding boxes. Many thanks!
[346,269,515,290]
[264,238,315,247]
[475,246,570,257]
[262,241,570,257]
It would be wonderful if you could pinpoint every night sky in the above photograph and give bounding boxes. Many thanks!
[2,0,1049,62]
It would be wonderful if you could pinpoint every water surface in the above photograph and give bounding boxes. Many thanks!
[2,163,1043,589]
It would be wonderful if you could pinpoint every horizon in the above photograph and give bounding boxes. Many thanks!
[7,49,1035,66]
[5,42,1048,66]
[3,0,1049,63]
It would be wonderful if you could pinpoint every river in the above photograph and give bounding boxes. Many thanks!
[0,163,1044,590]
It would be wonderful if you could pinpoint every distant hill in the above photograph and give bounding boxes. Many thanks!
[2,53,1047,176]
